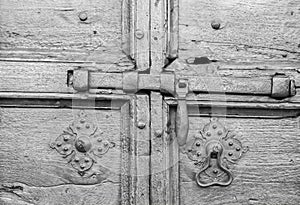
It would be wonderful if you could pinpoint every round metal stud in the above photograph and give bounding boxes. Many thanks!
[104,142,109,147]
[236,147,241,151]
[63,135,70,141]
[206,132,211,137]
[217,131,223,135]
[80,164,85,169]
[98,148,103,152]
[63,147,69,151]
[228,142,233,146]
[188,149,192,152]
[57,142,62,147]
[74,157,80,162]
[213,170,218,174]
[211,20,221,30]
[196,142,201,147]
[80,119,85,124]
[228,152,233,156]
[212,124,217,129]
[135,29,144,39]
[197,152,201,157]
[137,121,146,129]
[79,12,88,22]
[97,138,102,142]
[86,124,90,129]
[75,137,92,153]
[84,158,90,163]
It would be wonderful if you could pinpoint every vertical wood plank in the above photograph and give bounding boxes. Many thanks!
[121,102,131,205]
[150,92,165,204]
[129,96,137,205]
[150,0,167,73]
[168,0,179,59]
[122,0,130,55]
[135,95,150,205]
[135,0,150,71]
[167,106,180,205]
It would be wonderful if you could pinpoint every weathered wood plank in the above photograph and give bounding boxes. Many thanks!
[150,0,167,73]
[167,0,179,59]
[0,182,120,205]
[150,92,165,204]
[179,0,300,62]
[135,0,150,70]
[135,95,150,205]
[0,108,121,186]
[0,0,128,63]
[179,117,300,205]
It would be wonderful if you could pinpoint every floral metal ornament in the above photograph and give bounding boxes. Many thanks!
[50,110,115,176]
[183,118,248,187]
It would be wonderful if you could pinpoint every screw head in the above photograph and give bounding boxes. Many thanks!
[211,20,221,30]
[135,29,144,39]
[79,12,88,21]
[137,121,146,129]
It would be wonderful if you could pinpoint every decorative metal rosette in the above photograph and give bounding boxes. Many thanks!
[50,110,115,175]
[183,118,248,187]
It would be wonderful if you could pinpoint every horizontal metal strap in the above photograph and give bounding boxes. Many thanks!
[71,70,296,98]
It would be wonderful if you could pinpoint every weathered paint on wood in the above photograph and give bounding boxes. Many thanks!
[179,0,300,63]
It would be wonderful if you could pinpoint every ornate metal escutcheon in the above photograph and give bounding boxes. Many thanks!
[183,118,248,187]
[50,110,115,176]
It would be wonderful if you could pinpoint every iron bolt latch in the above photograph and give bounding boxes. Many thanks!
[271,74,296,99]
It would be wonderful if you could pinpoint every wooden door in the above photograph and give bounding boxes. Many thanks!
[148,0,300,205]
[1,0,300,205]
[0,0,153,204]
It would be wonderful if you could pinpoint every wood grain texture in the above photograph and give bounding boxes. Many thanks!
[150,92,165,205]
[135,0,150,71]
[0,107,125,204]
[0,0,130,64]
[0,182,120,205]
[179,116,300,205]
[135,95,150,205]
[179,0,300,63]
[150,0,167,73]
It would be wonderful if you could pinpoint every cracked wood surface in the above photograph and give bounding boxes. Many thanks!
[179,0,300,63]
[0,0,130,64]
[0,108,123,205]
[179,116,300,205]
